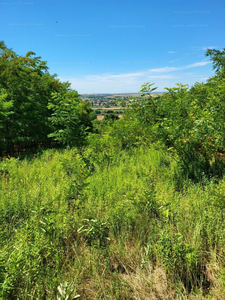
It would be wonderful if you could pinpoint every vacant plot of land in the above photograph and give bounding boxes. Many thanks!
[97,114,123,120]
[97,115,105,120]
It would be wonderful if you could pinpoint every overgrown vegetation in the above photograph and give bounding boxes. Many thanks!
[0,42,94,156]
[0,44,225,299]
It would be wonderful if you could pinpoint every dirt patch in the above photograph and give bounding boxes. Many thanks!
[97,115,104,120]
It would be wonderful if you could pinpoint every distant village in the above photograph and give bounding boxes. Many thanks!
[81,93,163,108]
[81,94,136,108]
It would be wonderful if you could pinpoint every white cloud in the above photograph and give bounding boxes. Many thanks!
[202,46,217,50]
[191,46,218,51]
[149,61,210,73]
[201,77,210,81]
[188,61,210,67]
[150,66,178,72]
[169,58,181,63]
[146,75,176,79]
[59,60,212,93]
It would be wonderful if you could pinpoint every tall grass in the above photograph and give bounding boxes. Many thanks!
[0,145,224,299]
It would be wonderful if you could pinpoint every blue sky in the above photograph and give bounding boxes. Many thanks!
[1,0,224,93]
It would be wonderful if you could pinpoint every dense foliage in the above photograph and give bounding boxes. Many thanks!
[0,41,94,155]
[116,49,225,181]
[0,45,225,299]
[48,90,94,147]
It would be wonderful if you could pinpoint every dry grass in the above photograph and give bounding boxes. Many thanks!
[97,114,123,120]
[97,115,104,120]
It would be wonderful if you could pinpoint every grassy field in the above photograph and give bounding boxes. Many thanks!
[0,144,224,299]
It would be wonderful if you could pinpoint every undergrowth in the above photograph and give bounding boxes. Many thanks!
[0,145,224,299]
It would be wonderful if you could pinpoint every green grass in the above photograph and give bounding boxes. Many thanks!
[0,145,224,299]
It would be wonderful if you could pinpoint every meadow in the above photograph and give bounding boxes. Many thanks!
[0,141,224,299]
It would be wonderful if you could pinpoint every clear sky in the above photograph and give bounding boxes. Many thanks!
[1,0,224,93]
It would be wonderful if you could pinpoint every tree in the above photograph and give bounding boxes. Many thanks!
[104,113,119,122]
[0,41,69,153]
[0,89,13,154]
[205,48,225,76]
[122,74,225,180]
[48,90,94,147]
